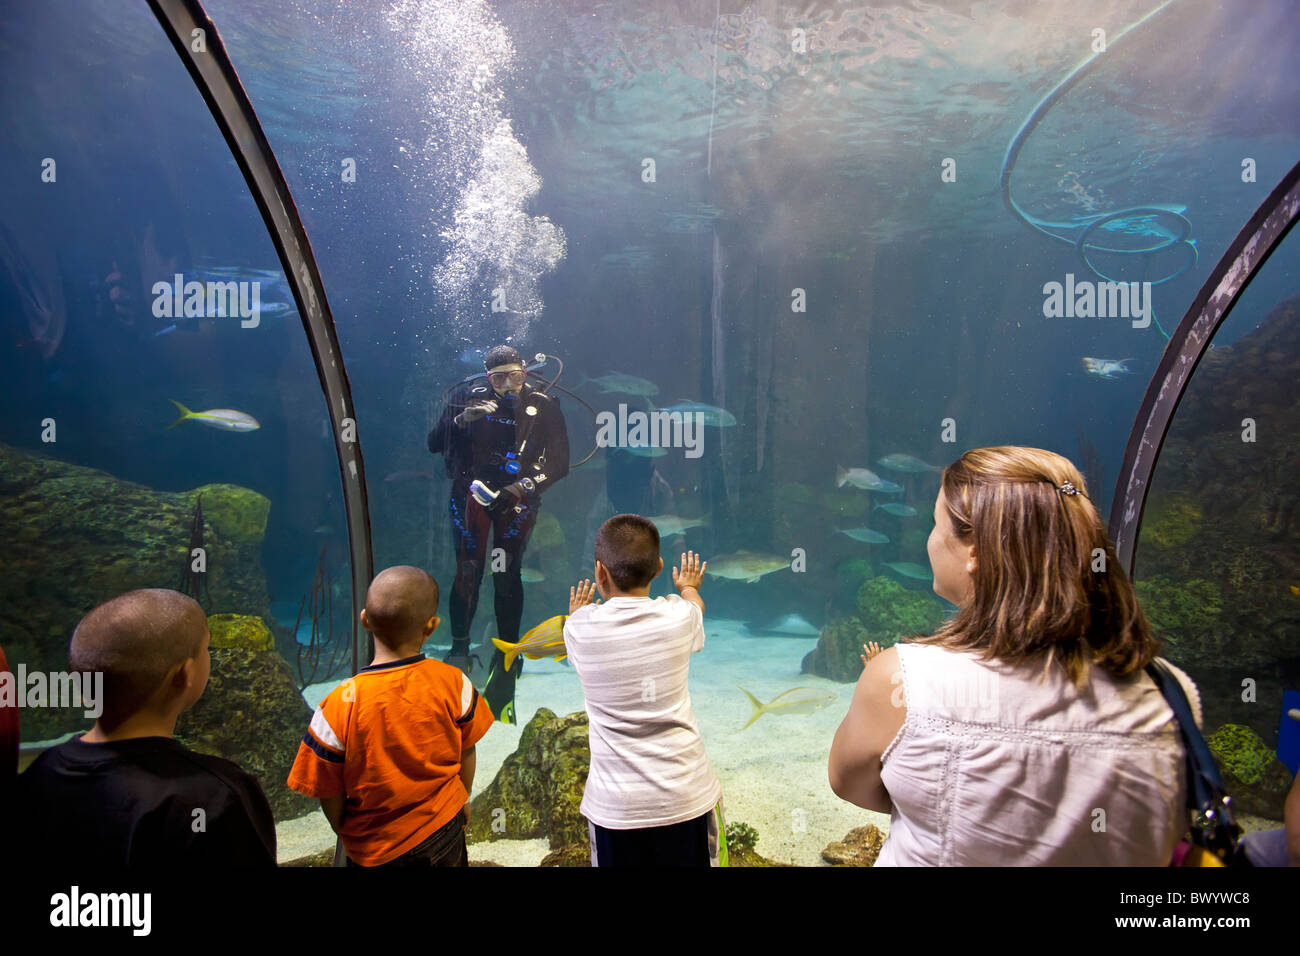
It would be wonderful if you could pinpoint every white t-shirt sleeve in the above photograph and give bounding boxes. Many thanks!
[672,594,705,653]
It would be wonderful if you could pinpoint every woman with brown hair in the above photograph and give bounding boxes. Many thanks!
[828,446,1199,865]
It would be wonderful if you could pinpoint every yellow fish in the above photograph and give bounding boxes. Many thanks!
[492,614,567,670]
[168,399,260,432]
[1291,585,1299,596]
[738,686,837,730]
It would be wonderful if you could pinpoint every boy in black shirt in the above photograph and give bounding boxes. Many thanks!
[17,589,276,866]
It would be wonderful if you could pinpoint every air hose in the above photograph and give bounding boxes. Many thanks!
[1001,0,1196,340]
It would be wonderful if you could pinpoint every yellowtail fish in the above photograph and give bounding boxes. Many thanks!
[168,399,260,432]
[739,686,837,730]
[492,614,567,670]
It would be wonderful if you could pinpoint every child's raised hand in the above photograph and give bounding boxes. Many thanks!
[570,579,600,614]
[860,640,882,667]
[672,551,707,593]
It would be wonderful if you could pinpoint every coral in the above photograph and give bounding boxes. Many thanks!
[193,483,270,546]
[530,511,565,552]
[1208,724,1278,786]
[1141,494,1202,550]
[801,615,873,682]
[467,708,591,849]
[821,824,886,866]
[0,442,272,738]
[856,575,946,637]
[1222,549,1271,592]
[804,576,945,681]
[834,558,874,596]
[724,820,785,867]
[207,613,275,652]
[1135,575,1222,636]
[534,821,783,867]
[283,848,336,867]
[1206,723,1293,819]
[539,844,592,867]
[726,820,759,852]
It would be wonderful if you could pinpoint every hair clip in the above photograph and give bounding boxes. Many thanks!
[1058,480,1080,496]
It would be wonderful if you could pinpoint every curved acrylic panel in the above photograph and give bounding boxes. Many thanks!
[0,0,355,843]
[1132,222,1298,822]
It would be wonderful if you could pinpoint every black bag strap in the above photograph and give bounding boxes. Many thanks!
[1146,659,1243,859]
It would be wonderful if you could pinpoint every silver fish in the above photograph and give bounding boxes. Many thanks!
[587,373,660,396]
[877,454,941,473]
[836,466,903,493]
[837,527,890,544]
[656,400,737,427]
[706,551,790,584]
[884,561,933,581]
[1082,357,1134,379]
[647,514,710,536]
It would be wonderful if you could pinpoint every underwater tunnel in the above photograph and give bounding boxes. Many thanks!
[1,0,1297,879]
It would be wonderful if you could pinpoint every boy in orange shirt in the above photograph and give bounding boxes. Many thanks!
[288,566,494,866]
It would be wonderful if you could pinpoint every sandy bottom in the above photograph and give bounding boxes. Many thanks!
[289,617,886,865]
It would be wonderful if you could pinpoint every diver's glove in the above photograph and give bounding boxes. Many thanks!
[488,482,526,514]
[454,399,497,428]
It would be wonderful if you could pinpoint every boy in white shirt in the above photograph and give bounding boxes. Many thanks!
[564,514,726,866]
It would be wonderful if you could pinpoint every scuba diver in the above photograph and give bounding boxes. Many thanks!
[427,345,570,724]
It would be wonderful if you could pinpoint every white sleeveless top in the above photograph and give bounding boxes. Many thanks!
[876,643,1200,866]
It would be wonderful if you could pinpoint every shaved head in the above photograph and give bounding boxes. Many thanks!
[70,589,208,725]
[364,566,439,643]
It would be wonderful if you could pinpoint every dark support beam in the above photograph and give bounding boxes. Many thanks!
[1111,160,1300,575]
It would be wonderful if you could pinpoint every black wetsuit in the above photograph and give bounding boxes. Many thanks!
[427,379,569,721]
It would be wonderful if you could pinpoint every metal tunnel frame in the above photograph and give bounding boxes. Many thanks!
[146,0,375,671]
[1111,158,1300,574]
